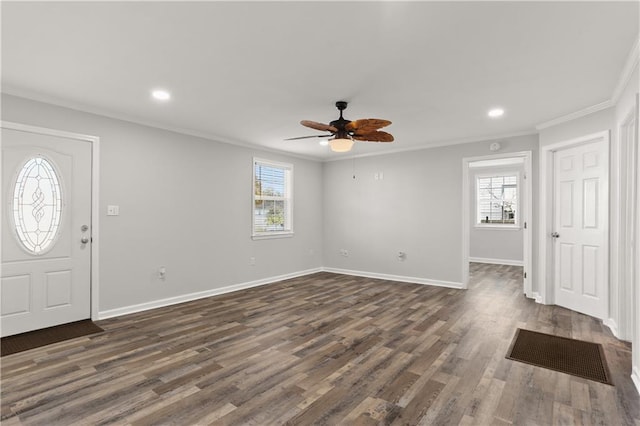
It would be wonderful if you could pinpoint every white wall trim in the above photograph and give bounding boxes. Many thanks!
[469,257,523,267]
[1,87,320,163]
[536,101,613,130]
[603,318,621,340]
[99,266,463,320]
[3,88,538,164]
[531,292,544,304]
[538,131,610,308]
[611,106,639,342]
[536,37,638,132]
[632,367,640,395]
[322,267,463,289]
[324,130,538,162]
[98,267,322,320]
[1,121,102,323]
[611,36,640,105]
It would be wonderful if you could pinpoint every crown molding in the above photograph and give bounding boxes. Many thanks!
[323,130,538,162]
[535,100,613,130]
[612,36,640,104]
[536,36,639,131]
[1,86,321,163]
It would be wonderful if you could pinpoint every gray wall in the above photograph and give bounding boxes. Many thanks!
[469,165,524,264]
[323,134,538,285]
[2,94,324,313]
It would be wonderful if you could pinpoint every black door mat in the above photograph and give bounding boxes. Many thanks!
[506,328,612,385]
[1,319,104,357]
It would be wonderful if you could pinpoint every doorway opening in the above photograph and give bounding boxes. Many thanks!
[462,151,533,297]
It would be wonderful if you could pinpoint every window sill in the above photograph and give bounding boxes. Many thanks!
[252,232,294,240]
[474,224,521,230]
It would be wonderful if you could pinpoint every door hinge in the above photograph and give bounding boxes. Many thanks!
[524,271,527,279]
[524,222,527,229]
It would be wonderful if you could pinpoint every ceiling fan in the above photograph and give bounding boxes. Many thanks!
[285,101,393,152]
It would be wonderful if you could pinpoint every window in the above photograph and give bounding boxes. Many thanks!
[476,174,518,226]
[12,156,63,254]
[252,158,293,238]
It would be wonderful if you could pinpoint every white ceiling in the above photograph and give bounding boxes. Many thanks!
[2,1,638,160]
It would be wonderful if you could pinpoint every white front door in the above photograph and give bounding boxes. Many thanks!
[553,139,609,319]
[1,127,92,337]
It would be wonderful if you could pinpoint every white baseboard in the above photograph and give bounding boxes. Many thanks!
[98,267,322,320]
[322,267,463,289]
[531,292,543,304]
[632,366,640,395]
[99,267,465,320]
[603,318,620,339]
[469,257,523,267]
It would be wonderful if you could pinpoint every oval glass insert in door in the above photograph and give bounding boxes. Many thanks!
[12,156,63,255]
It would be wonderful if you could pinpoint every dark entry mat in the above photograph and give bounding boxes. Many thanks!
[506,328,612,385]
[1,320,104,357]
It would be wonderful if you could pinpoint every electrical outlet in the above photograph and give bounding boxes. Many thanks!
[249,257,256,266]
[340,249,349,257]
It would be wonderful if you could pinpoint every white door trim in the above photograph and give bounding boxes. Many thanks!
[538,131,609,306]
[462,150,532,294]
[633,94,640,394]
[607,107,638,340]
[1,121,100,321]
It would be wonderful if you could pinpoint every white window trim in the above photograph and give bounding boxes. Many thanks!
[474,171,521,229]
[252,157,294,240]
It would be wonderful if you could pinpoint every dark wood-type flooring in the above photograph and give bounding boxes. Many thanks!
[2,263,639,425]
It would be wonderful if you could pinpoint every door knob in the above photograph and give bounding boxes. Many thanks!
[81,237,90,244]
[551,232,560,238]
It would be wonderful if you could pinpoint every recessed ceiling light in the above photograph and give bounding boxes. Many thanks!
[319,140,329,146]
[488,108,504,118]
[151,89,171,101]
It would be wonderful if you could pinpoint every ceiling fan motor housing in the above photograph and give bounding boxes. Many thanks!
[335,101,348,111]
[331,101,351,135]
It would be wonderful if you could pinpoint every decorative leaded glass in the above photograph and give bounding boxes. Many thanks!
[12,157,63,254]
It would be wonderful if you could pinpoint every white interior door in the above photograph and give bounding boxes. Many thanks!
[1,127,92,337]
[553,139,608,319]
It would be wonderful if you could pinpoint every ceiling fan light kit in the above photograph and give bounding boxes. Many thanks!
[286,101,394,153]
[329,138,354,152]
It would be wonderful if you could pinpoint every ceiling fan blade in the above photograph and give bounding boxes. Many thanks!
[301,120,338,133]
[284,134,333,141]
[353,130,394,142]
[345,118,392,133]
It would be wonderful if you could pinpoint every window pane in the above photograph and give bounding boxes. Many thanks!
[476,175,517,225]
[255,164,285,197]
[253,199,285,231]
[12,157,63,254]
[253,159,292,236]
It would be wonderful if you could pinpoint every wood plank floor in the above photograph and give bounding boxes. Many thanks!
[2,263,639,425]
